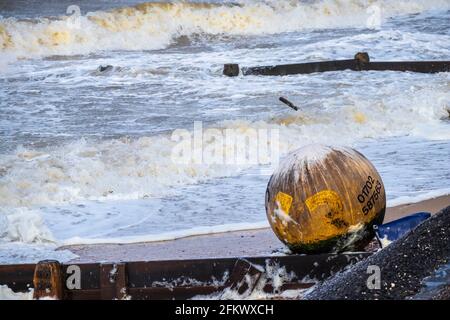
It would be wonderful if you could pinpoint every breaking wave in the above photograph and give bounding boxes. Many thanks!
[1,0,450,58]
[1,82,449,208]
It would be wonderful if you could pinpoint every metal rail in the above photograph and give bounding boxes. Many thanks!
[0,253,370,300]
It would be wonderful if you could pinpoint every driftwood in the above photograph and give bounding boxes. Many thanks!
[279,97,299,111]
[223,52,450,77]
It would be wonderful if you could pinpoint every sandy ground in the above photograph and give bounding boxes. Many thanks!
[63,194,450,263]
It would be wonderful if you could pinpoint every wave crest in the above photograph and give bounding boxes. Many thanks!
[1,0,449,58]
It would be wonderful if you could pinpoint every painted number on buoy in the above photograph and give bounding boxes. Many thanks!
[357,176,383,215]
[275,191,293,214]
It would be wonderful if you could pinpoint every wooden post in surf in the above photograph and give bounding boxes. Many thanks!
[225,51,450,76]
[223,63,240,77]
[354,52,370,70]
[33,260,64,300]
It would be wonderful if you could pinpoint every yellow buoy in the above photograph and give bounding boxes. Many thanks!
[265,145,386,254]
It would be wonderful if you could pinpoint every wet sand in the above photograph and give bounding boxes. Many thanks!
[64,194,450,263]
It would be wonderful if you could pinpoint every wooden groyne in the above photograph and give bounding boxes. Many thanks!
[223,52,450,77]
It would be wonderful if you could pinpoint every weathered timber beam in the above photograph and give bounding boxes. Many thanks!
[242,59,360,76]
[362,61,450,73]
[224,52,450,76]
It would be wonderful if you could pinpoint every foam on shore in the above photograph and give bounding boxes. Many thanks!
[387,188,450,207]
[61,221,269,245]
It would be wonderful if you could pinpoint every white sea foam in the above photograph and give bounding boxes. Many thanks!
[60,221,269,245]
[379,235,393,248]
[0,207,54,243]
[273,201,299,227]
[387,188,450,207]
[1,0,449,59]
[0,285,33,300]
[0,76,448,254]
[0,242,78,264]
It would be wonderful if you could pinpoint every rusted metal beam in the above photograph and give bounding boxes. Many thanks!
[225,259,264,295]
[279,97,299,111]
[0,264,35,292]
[362,61,450,73]
[0,253,370,300]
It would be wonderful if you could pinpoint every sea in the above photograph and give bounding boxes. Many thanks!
[0,0,449,264]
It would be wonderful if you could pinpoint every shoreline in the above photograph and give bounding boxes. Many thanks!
[63,194,450,263]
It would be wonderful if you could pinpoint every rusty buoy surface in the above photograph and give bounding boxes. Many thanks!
[265,145,386,254]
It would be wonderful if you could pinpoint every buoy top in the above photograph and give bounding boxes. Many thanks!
[275,145,361,179]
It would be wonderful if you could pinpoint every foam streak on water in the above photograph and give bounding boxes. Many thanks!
[0,0,449,263]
